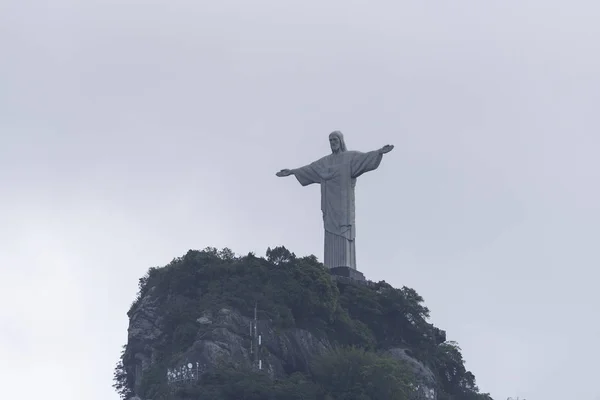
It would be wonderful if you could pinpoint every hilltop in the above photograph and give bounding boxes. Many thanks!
[114,246,493,400]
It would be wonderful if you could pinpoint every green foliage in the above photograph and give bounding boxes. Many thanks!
[266,246,296,265]
[175,366,322,400]
[139,361,170,400]
[311,347,416,400]
[335,280,436,353]
[128,266,161,317]
[112,346,134,400]
[129,247,339,333]
[432,342,492,399]
[329,306,377,349]
[116,246,493,400]
[163,348,417,400]
[217,247,237,261]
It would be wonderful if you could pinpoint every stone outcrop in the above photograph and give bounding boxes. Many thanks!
[114,249,496,400]
[125,292,437,399]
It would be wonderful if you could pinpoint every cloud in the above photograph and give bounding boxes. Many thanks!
[1,1,599,399]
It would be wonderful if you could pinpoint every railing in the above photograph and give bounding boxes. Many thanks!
[166,362,208,385]
[408,383,436,400]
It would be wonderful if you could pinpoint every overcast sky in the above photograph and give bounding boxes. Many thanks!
[1,1,599,399]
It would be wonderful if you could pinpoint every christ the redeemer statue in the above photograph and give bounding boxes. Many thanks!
[276,131,393,271]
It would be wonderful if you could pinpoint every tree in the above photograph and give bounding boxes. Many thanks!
[113,346,134,400]
[312,347,416,400]
[218,247,237,261]
[266,246,296,265]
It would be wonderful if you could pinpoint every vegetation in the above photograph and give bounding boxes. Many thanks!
[114,246,493,400]
[169,347,415,400]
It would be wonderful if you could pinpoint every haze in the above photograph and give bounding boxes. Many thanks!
[1,1,599,399]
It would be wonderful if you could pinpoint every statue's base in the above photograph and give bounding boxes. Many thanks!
[329,266,366,282]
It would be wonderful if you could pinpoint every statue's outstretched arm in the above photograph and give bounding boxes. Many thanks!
[276,168,295,177]
[378,144,394,154]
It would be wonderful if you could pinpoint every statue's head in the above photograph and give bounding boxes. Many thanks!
[329,131,347,153]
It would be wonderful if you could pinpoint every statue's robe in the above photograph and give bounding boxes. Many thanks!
[293,150,383,270]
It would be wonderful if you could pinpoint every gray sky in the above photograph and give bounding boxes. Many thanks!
[1,1,599,399]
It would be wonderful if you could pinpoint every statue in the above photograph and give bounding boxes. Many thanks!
[276,131,394,272]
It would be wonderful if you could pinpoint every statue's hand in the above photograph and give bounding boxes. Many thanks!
[380,144,394,154]
[276,169,293,177]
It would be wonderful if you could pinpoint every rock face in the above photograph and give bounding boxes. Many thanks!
[127,303,333,394]
[126,293,437,399]
[388,348,437,399]
[114,249,494,400]
[115,250,495,400]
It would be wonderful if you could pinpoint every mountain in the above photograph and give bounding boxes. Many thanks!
[114,246,493,400]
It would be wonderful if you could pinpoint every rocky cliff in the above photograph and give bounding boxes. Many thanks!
[114,247,492,400]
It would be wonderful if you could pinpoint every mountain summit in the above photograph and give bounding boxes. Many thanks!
[114,246,493,400]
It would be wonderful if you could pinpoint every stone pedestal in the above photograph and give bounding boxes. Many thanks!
[329,266,366,281]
